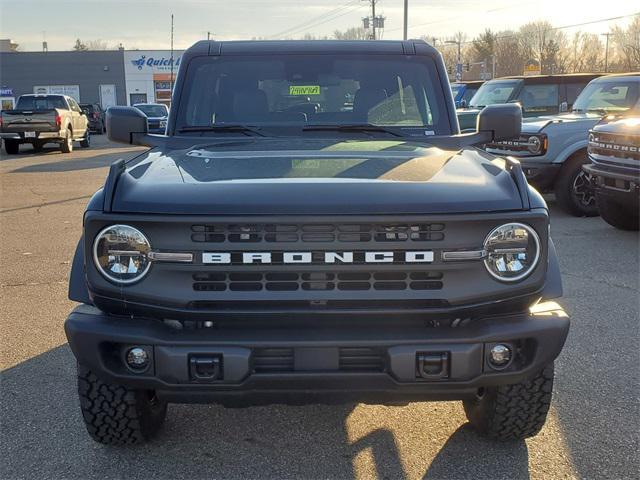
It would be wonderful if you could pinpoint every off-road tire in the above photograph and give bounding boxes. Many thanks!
[4,139,19,154]
[554,152,598,217]
[597,193,639,231]
[80,130,91,148]
[60,129,73,153]
[77,365,167,445]
[463,363,554,441]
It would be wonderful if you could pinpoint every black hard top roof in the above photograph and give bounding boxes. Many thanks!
[183,39,438,57]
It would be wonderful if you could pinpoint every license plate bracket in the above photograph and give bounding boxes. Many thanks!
[24,131,36,138]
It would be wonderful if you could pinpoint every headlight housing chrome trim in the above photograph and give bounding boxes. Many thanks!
[483,223,541,282]
[92,224,152,285]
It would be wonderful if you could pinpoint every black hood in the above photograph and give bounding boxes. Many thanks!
[112,138,524,215]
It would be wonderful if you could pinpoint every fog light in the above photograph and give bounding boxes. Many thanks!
[489,344,512,367]
[126,347,149,370]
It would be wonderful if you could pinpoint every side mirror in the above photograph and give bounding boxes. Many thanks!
[476,103,522,141]
[559,101,568,113]
[106,106,149,145]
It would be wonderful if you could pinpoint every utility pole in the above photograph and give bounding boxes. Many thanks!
[601,32,612,73]
[403,0,408,41]
[170,14,174,99]
[371,0,376,40]
[445,39,462,80]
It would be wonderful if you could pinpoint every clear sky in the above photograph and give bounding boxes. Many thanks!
[0,0,637,51]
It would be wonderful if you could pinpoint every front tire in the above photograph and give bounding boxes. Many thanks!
[77,365,167,445]
[80,130,91,148]
[554,152,598,217]
[463,364,554,441]
[597,193,639,231]
[4,139,19,154]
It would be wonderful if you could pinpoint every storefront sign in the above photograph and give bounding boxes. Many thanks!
[0,87,13,96]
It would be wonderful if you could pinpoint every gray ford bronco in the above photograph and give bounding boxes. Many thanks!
[64,40,569,445]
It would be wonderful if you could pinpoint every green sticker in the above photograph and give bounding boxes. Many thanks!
[289,85,320,95]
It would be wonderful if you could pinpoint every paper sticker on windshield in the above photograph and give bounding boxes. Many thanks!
[289,85,320,95]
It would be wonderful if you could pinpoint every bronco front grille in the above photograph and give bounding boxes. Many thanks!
[193,271,443,292]
[589,132,640,164]
[191,222,445,243]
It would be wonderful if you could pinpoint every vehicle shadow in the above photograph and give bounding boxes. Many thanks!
[8,148,146,173]
[1,345,532,480]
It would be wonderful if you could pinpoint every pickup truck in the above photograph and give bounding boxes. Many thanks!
[485,73,640,216]
[584,113,640,230]
[63,40,569,446]
[0,94,90,154]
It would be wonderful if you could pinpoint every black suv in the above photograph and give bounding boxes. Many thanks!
[80,103,106,134]
[584,113,640,230]
[64,40,569,445]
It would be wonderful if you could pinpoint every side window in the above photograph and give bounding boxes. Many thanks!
[519,84,559,114]
[566,83,586,106]
[68,98,80,112]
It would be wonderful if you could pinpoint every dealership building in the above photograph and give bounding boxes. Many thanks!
[0,47,184,110]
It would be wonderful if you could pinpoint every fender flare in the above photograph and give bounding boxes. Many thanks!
[541,237,563,300]
[68,236,92,304]
[552,140,588,164]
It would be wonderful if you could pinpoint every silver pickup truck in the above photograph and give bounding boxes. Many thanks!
[485,73,640,216]
[0,94,90,154]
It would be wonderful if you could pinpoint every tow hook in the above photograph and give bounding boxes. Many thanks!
[416,352,450,379]
[189,355,223,382]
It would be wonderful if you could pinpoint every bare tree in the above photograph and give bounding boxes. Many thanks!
[611,16,640,71]
[73,38,88,51]
[333,27,368,40]
[85,39,109,50]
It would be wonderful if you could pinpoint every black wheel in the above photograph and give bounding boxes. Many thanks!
[60,129,73,153]
[80,130,91,148]
[554,152,598,217]
[4,139,19,154]
[463,364,554,441]
[597,193,639,231]
[77,365,167,445]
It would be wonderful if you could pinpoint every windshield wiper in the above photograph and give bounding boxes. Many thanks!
[302,124,403,138]
[178,125,266,137]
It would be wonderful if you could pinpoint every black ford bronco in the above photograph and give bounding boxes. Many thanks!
[584,113,640,231]
[64,40,569,445]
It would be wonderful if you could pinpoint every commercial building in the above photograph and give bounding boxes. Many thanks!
[0,48,183,109]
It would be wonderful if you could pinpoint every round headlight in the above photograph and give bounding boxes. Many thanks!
[93,225,151,284]
[483,223,540,282]
[527,136,542,154]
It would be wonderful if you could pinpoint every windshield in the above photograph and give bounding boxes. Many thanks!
[16,95,66,110]
[451,83,464,100]
[135,104,169,117]
[572,79,640,113]
[176,54,449,134]
[469,80,521,108]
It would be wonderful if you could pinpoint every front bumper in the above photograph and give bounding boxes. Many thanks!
[64,302,570,406]
[583,163,640,203]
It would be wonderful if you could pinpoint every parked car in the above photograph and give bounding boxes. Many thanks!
[458,73,602,132]
[0,94,90,154]
[485,73,640,216]
[64,39,569,446]
[450,80,483,108]
[133,103,169,134]
[80,103,106,134]
[583,112,640,230]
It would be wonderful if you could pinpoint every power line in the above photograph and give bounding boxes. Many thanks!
[268,0,361,39]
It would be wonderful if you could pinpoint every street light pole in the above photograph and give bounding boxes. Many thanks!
[445,39,462,80]
[403,0,408,41]
[170,14,174,100]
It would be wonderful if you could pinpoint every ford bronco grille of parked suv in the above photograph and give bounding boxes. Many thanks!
[64,40,569,445]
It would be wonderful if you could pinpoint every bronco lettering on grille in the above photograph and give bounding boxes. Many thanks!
[202,251,434,264]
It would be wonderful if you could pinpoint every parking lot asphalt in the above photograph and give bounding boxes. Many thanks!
[1,135,638,480]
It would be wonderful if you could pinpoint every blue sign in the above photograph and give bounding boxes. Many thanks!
[130,54,181,71]
[0,87,13,96]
